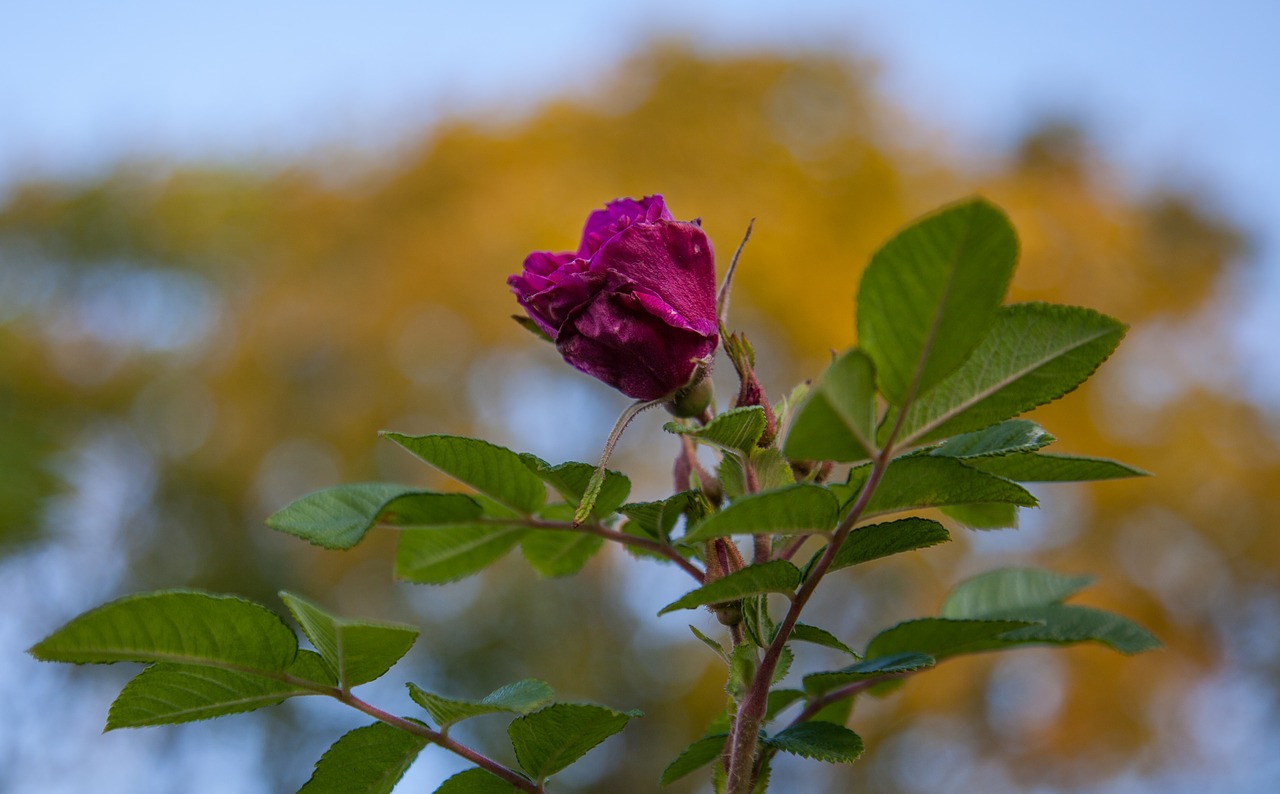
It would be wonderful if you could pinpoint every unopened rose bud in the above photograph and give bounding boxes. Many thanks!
[713,601,743,626]
[665,371,714,419]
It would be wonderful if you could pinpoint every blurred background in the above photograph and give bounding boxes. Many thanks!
[3,2,1279,792]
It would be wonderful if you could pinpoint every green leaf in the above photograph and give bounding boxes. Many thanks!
[520,456,631,519]
[941,567,1093,618]
[267,483,434,549]
[962,452,1149,482]
[720,448,798,501]
[993,605,1161,654]
[787,624,858,657]
[298,721,428,794]
[772,645,795,685]
[774,380,811,435]
[659,561,802,616]
[783,348,878,462]
[865,618,1039,661]
[689,625,729,662]
[938,568,1159,654]
[836,457,1037,521]
[408,679,554,729]
[682,485,839,543]
[828,517,951,572]
[435,768,524,793]
[279,592,418,688]
[520,531,604,577]
[891,303,1126,445]
[727,642,757,701]
[764,722,864,764]
[661,734,728,785]
[940,502,1019,530]
[857,198,1017,406]
[619,491,697,541]
[384,492,488,525]
[512,314,553,343]
[507,703,640,781]
[383,434,546,514]
[802,652,936,695]
[29,590,296,670]
[742,594,776,649]
[106,663,312,729]
[665,406,767,453]
[809,697,854,727]
[288,647,339,683]
[928,419,1054,458]
[766,689,807,720]
[396,525,528,585]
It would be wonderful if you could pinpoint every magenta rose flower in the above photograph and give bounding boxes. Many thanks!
[509,195,719,401]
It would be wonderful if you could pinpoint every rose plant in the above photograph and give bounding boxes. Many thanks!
[31,196,1157,793]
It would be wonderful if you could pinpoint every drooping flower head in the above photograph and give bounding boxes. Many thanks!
[509,195,719,401]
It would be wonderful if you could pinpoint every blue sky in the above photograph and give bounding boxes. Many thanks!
[3,0,1278,401]
[3,1,1276,203]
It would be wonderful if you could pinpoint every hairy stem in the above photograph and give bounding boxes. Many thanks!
[776,533,813,562]
[532,517,707,583]
[278,673,538,793]
[717,219,755,323]
[575,397,666,524]
[723,442,896,793]
[334,689,540,792]
[789,672,909,727]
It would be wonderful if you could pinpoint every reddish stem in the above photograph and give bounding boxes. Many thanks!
[723,441,896,794]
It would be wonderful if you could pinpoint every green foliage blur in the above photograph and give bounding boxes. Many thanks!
[3,46,1271,792]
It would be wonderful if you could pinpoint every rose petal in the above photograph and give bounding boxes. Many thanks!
[578,195,674,257]
[557,287,716,400]
[589,220,717,337]
[509,196,719,400]
[509,253,597,338]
